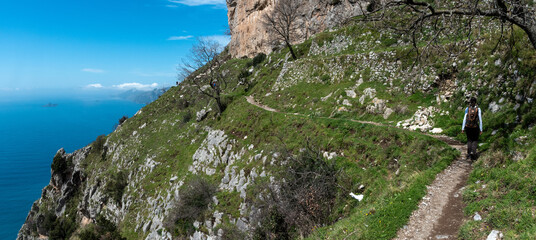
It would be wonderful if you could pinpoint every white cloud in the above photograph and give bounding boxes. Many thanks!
[167,35,193,41]
[166,4,179,8]
[113,82,159,91]
[167,0,226,6]
[85,83,104,88]
[82,68,105,73]
[0,87,19,91]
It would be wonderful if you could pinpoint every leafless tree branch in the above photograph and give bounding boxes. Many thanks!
[178,37,228,114]
[263,0,304,60]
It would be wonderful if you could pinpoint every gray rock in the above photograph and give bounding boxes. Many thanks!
[143,221,153,233]
[473,212,482,221]
[236,218,248,231]
[191,231,205,240]
[488,101,501,113]
[383,108,394,119]
[221,175,230,184]
[196,108,211,122]
[359,88,376,104]
[345,89,357,98]
[366,98,386,114]
[213,211,223,226]
[486,230,503,240]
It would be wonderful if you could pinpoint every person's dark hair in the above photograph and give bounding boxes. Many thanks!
[470,97,477,105]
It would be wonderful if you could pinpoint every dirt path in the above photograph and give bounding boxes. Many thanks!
[245,96,279,113]
[244,96,472,240]
[394,141,470,240]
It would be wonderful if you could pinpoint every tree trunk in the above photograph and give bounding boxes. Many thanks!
[286,41,297,60]
[215,91,225,114]
[525,25,536,51]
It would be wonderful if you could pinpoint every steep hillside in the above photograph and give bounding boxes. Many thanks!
[18,4,536,240]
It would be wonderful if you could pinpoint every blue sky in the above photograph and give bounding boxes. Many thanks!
[0,0,229,97]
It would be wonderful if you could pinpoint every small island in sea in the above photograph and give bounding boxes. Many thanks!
[42,103,58,107]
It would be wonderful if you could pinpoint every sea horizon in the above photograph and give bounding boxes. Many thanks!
[0,96,144,239]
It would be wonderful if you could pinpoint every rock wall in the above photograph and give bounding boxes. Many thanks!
[227,0,369,58]
[17,147,90,240]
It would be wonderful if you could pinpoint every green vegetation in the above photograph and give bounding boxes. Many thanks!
[51,152,69,176]
[104,171,128,206]
[252,146,341,239]
[25,4,536,239]
[78,215,126,240]
[164,176,217,237]
[213,99,458,239]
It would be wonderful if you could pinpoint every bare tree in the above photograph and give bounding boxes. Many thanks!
[179,37,228,114]
[378,0,536,51]
[263,0,304,60]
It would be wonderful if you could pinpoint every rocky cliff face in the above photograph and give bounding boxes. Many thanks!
[227,0,368,58]
[18,147,90,240]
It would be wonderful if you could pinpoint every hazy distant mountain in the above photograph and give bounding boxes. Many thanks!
[118,87,169,104]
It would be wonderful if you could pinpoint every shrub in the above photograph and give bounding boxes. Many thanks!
[164,176,217,237]
[522,106,536,128]
[50,153,72,178]
[320,74,331,82]
[253,146,341,238]
[118,115,128,125]
[182,111,192,124]
[252,53,267,67]
[42,211,57,233]
[51,152,68,176]
[238,69,251,79]
[177,98,190,110]
[92,135,106,154]
[79,215,126,240]
[105,171,128,206]
[253,208,291,240]
[113,116,129,130]
[40,210,77,240]
[48,217,77,240]
[219,223,247,240]
[78,227,99,240]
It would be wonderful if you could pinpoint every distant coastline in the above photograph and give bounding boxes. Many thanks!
[42,103,58,107]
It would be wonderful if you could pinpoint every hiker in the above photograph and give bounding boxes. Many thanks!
[212,80,219,90]
[462,97,483,161]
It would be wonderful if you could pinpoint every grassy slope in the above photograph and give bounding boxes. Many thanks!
[70,12,536,240]
[217,98,458,240]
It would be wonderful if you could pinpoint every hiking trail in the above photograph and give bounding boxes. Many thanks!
[245,95,472,240]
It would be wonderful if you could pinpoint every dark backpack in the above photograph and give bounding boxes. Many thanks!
[465,106,479,129]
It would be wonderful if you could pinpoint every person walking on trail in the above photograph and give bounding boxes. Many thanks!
[462,97,483,161]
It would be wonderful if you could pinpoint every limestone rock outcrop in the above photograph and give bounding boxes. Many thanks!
[227,0,369,58]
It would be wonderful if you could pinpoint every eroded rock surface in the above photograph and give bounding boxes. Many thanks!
[227,0,368,58]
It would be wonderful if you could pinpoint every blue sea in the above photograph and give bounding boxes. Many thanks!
[0,97,144,239]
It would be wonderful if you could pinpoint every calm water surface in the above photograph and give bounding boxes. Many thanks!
[0,98,143,239]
